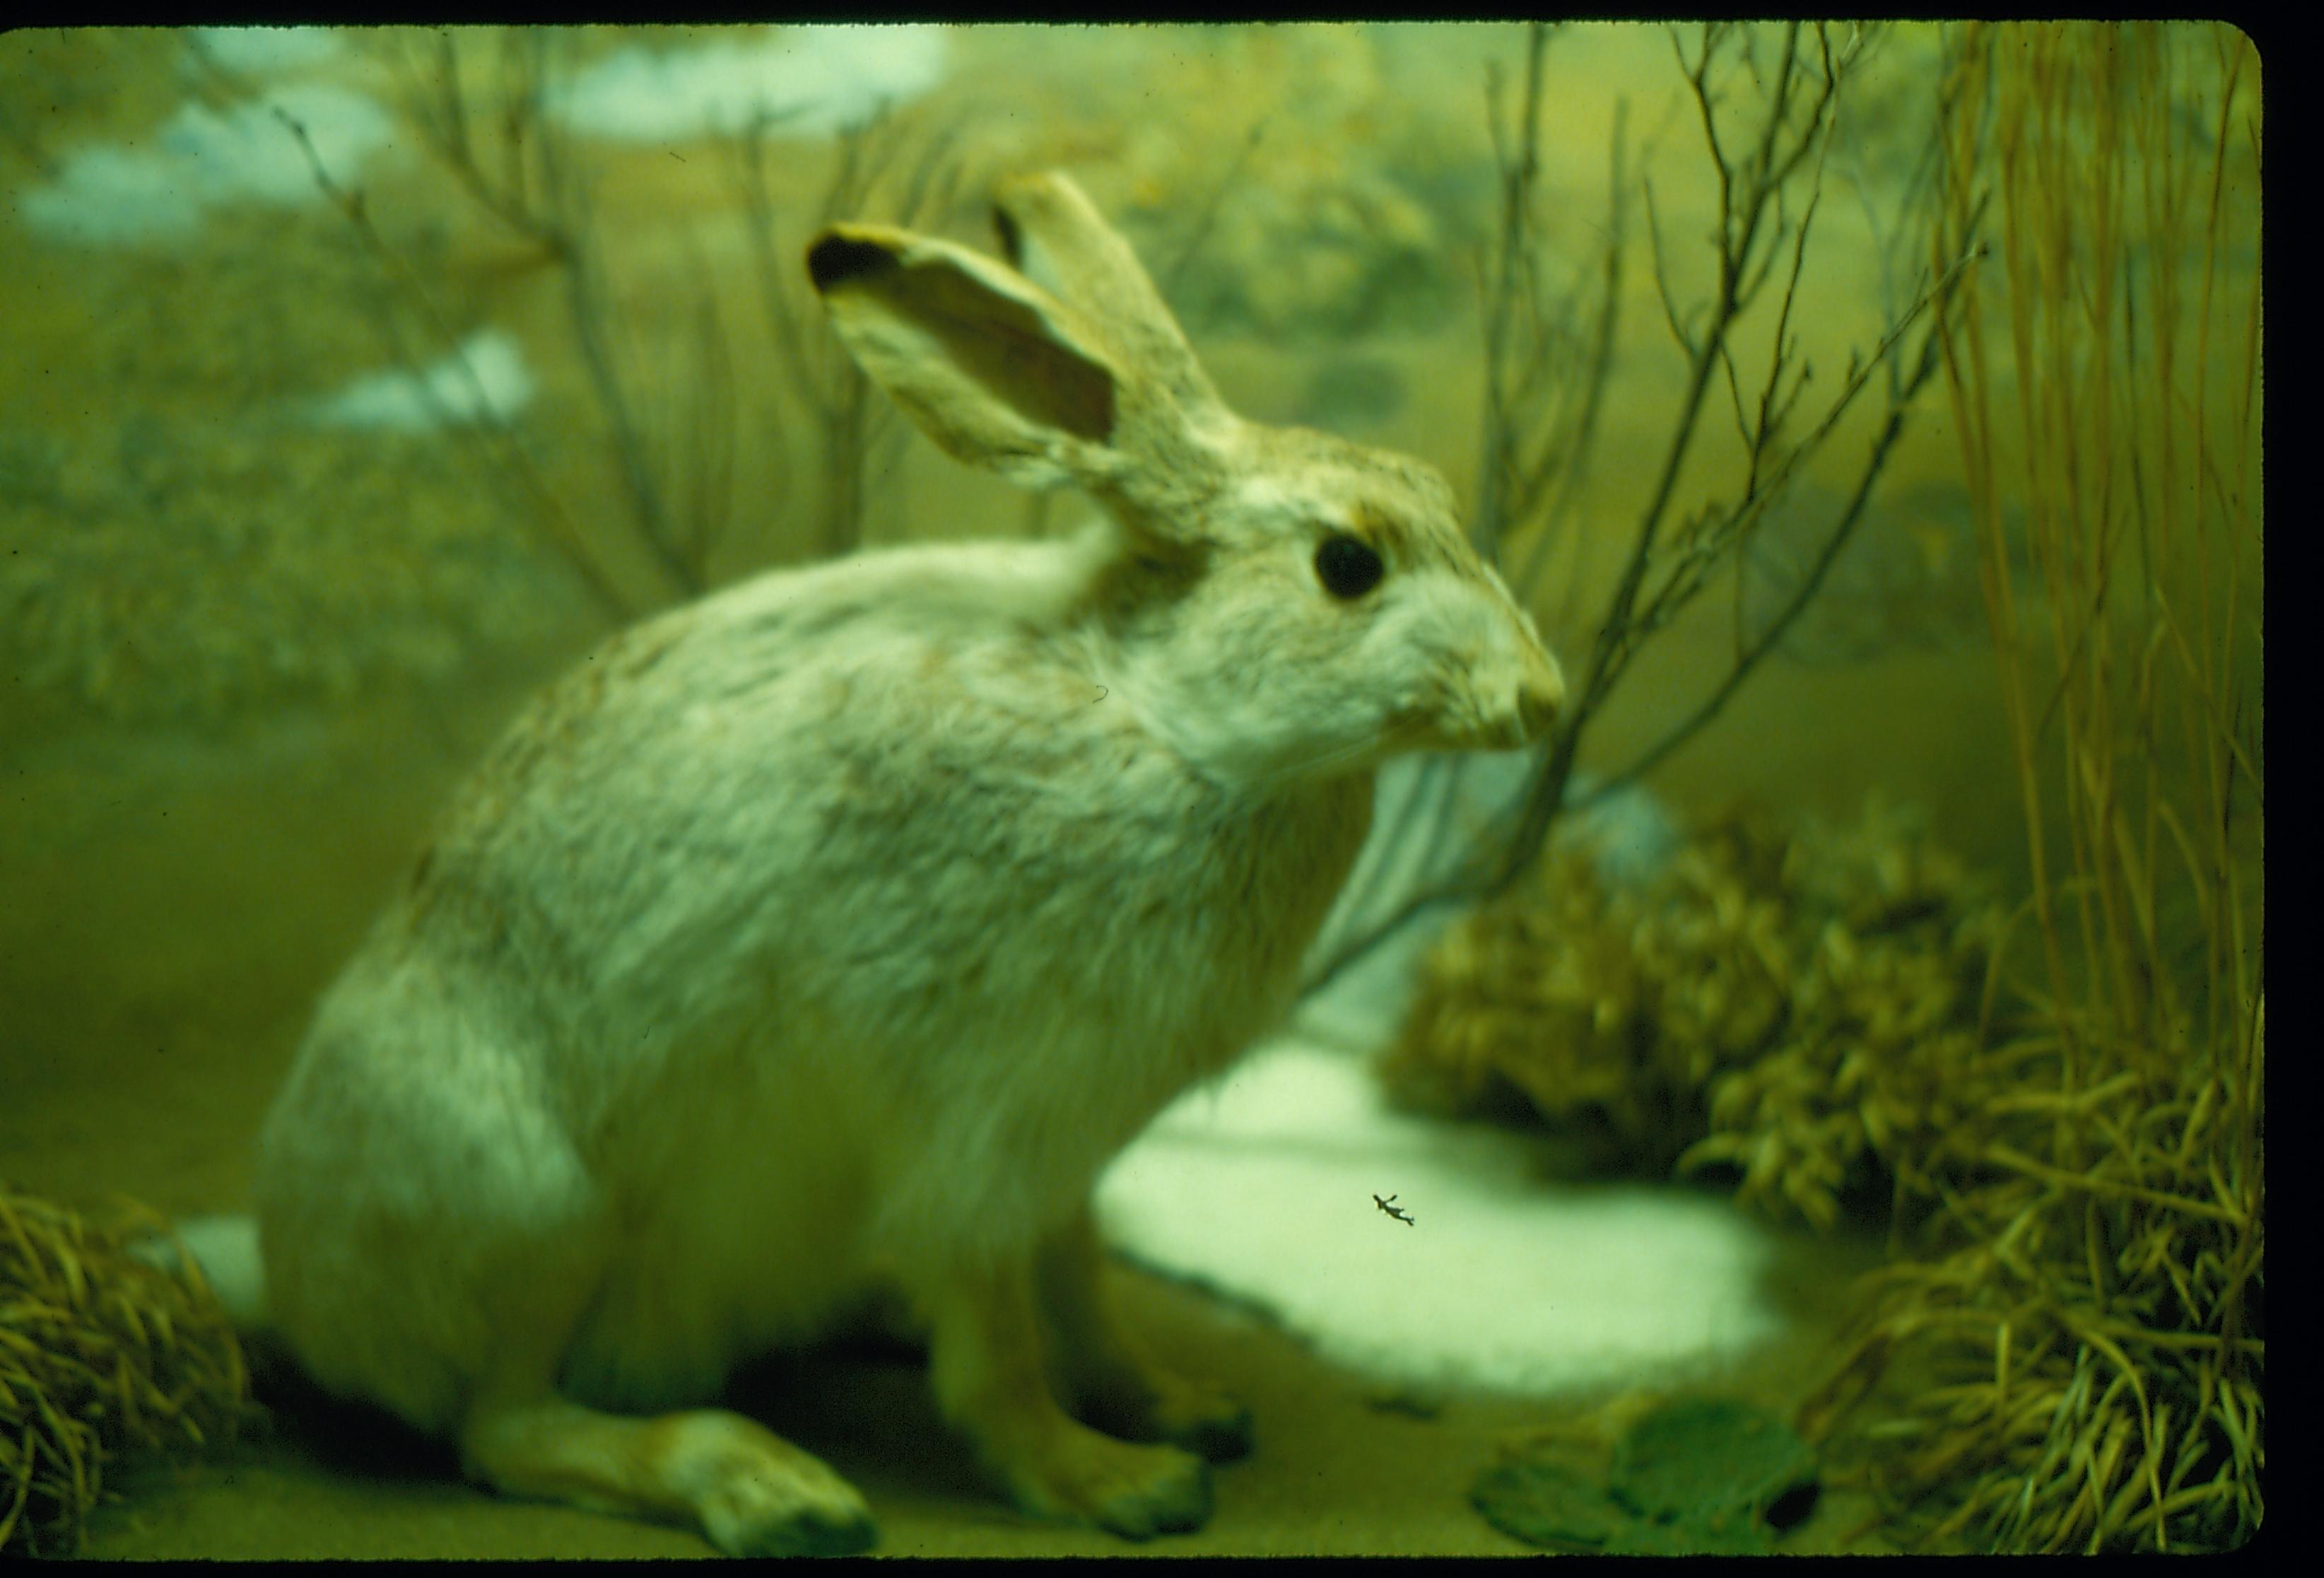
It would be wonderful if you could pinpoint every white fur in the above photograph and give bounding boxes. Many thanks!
[245,173,1567,1514]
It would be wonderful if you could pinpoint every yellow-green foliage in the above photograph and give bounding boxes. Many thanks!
[1383,797,2005,1231]
[0,420,574,736]
[0,1186,257,1557]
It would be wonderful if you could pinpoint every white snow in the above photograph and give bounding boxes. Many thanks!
[1098,759,1775,1396]
[1100,1039,1780,1396]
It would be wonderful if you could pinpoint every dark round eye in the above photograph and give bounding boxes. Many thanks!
[1314,533,1385,600]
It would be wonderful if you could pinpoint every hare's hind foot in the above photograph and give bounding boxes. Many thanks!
[1033,1209,1253,1464]
[460,1395,876,1557]
[925,1257,1216,1540]
[1086,1367,1254,1466]
[1004,1422,1213,1539]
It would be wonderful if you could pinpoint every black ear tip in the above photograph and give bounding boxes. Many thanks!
[807,232,894,293]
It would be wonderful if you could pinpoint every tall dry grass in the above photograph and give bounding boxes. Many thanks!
[1802,21,2262,1553]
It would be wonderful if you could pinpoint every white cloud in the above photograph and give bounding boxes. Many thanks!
[18,143,208,243]
[551,25,949,142]
[309,331,536,433]
[191,25,346,75]
[20,82,394,245]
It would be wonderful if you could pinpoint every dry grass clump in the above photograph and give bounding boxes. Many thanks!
[1797,977,2262,1552]
[1,1186,257,1556]
[1382,797,2005,1229]
[1798,1003,2262,1551]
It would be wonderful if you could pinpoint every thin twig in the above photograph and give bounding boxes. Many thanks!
[271,105,630,620]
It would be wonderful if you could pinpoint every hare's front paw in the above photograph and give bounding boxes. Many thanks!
[1007,1426,1213,1539]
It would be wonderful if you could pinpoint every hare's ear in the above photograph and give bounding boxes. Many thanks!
[990,172,1226,425]
[807,223,1127,493]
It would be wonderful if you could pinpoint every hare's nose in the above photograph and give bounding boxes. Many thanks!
[1517,645,1566,740]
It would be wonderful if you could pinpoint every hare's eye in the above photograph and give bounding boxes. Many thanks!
[1315,534,1385,600]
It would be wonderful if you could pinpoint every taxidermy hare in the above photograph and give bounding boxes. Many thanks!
[234,172,1564,1555]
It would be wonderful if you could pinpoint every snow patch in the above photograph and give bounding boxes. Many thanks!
[1101,1039,1781,1396]
[308,332,536,432]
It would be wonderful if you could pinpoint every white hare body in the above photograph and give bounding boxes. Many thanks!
[259,525,1371,1430]
[245,173,1563,1555]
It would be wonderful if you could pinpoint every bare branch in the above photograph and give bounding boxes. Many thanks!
[270,103,630,621]
[1642,177,1696,356]
[1161,117,1271,300]
[1305,22,1952,996]
[1580,256,1974,807]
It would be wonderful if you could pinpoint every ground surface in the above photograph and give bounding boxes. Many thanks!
[71,1246,1894,1558]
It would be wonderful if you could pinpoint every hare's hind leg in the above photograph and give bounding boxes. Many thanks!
[460,1393,875,1557]
[1034,1207,1253,1463]
[921,1256,1212,1539]
[455,1276,874,1556]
